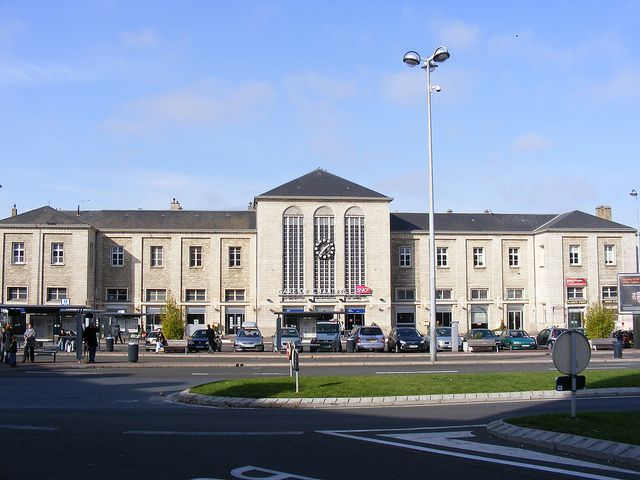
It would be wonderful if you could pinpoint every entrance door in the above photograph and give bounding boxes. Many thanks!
[568,309,583,329]
[436,306,452,327]
[507,309,523,330]
[225,312,244,334]
[470,306,488,329]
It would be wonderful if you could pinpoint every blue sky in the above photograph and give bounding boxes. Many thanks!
[1,1,639,228]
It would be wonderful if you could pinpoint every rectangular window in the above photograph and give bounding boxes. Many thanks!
[47,287,67,301]
[399,247,412,268]
[225,289,245,302]
[569,244,581,266]
[473,247,485,267]
[508,247,520,267]
[395,288,415,301]
[150,246,163,267]
[602,286,618,300]
[229,246,241,268]
[567,287,585,300]
[470,288,488,300]
[283,214,304,294]
[51,243,64,265]
[506,288,524,300]
[111,245,124,267]
[185,289,206,301]
[436,247,448,267]
[604,245,616,266]
[189,246,202,267]
[106,288,128,302]
[345,214,365,294]
[146,289,167,302]
[12,242,25,264]
[7,287,28,300]
[436,289,452,300]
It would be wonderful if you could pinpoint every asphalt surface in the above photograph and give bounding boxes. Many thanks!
[1,350,639,479]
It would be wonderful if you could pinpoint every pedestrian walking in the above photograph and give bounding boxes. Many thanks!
[206,324,216,353]
[83,321,99,363]
[115,324,123,344]
[22,322,36,363]
[8,337,17,367]
[2,324,13,364]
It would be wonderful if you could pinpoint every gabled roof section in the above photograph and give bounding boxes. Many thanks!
[0,206,89,227]
[72,210,256,231]
[534,210,634,232]
[256,168,392,201]
[391,211,634,233]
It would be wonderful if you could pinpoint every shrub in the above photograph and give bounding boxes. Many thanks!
[161,295,184,339]
[584,302,615,339]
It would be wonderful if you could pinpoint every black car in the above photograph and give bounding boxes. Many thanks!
[187,329,221,352]
[387,327,427,352]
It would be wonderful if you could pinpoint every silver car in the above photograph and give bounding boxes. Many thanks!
[274,327,303,352]
[348,325,385,352]
[432,327,463,351]
[233,328,265,352]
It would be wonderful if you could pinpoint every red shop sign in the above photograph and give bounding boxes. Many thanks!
[566,278,587,287]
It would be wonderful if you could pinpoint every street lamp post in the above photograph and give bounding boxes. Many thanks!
[631,189,640,350]
[403,46,450,362]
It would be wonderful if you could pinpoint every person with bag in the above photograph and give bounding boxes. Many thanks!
[22,322,36,363]
[83,321,99,363]
[2,324,13,364]
[155,331,167,353]
[8,337,17,367]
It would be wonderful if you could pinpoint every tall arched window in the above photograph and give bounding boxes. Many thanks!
[314,206,335,294]
[344,207,365,294]
[283,207,304,294]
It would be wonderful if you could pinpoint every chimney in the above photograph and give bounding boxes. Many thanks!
[170,198,183,211]
[11,204,17,217]
[596,205,612,221]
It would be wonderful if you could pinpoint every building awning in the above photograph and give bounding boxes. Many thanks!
[0,304,91,314]
[271,311,344,316]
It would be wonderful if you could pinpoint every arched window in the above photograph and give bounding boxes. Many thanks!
[313,207,335,295]
[283,207,304,294]
[344,207,365,294]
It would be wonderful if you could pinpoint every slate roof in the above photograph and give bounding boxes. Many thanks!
[0,208,256,231]
[391,211,635,233]
[256,168,392,200]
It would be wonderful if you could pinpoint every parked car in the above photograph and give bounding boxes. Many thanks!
[430,327,463,351]
[535,327,568,349]
[144,330,162,351]
[187,329,222,352]
[273,327,303,352]
[464,328,499,352]
[315,321,342,352]
[233,328,265,352]
[499,329,537,350]
[387,327,427,352]
[347,325,385,352]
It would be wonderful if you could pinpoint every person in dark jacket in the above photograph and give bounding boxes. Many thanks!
[2,324,13,364]
[206,325,216,353]
[8,337,17,367]
[22,323,36,363]
[83,321,99,363]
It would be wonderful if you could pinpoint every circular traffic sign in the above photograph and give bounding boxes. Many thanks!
[552,330,591,375]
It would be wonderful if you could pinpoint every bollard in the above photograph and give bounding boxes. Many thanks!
[105,337,114,352]
[128,342,139,362]
[613,340,623,359]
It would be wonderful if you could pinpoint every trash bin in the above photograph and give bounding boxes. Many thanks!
[613,340,623,359]
[346,338,355,353]
[105,337,114,352]
[128,342,139,362]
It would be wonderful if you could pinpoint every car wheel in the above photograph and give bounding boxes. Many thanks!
[548,341,555,350]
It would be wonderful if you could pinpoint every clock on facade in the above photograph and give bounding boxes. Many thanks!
[314,239,335,260]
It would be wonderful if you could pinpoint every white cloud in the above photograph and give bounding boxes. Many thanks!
[283,73,356,101]
[596,68,640,102]
[380,70,422,106]
[512,133,552,153]
[0,61,93,86]
[101,79,275,133]
[120,28,160,48]
[433,20,480,51]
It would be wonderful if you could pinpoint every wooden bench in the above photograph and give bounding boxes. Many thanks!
[163,339,188,354]
[34,348,58,362]
[590,338,614,350]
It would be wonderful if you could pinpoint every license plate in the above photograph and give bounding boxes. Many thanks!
[408,345,418,349]
[367,338,376,343]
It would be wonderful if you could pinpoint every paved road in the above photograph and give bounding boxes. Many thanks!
[1,358,639,479]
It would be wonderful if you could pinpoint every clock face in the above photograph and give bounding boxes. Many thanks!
[314,239,335,260]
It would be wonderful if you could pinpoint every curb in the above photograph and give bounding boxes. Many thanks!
[174,387,640,410]
[487,419,640,468]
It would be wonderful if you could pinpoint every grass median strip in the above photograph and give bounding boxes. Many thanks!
[190,369,640,398]
[507,411,640,446]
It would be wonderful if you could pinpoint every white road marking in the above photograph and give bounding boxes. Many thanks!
[376,370,459,374]
[124,430,305,436]
[192,373,209,376]
[319,423,486,434]
[319,428,640,479]
[230,465,319,479]
[251,372,285,376]
[0,424,58,431]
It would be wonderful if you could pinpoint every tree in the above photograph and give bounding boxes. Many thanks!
[584,302,616,339]
[161,295,184,339]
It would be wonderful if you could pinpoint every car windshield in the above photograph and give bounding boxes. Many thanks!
[281,328,299,337]
[239,329,261,337]
[470,329,494,339]
[436,328,451,336]
[508,330,525,338]
[360,327,382,336]
[317,324,339,334]
[192,330,207,339]
[397,328,421,338]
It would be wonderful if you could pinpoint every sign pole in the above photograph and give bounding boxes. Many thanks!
[570,331,577,419]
